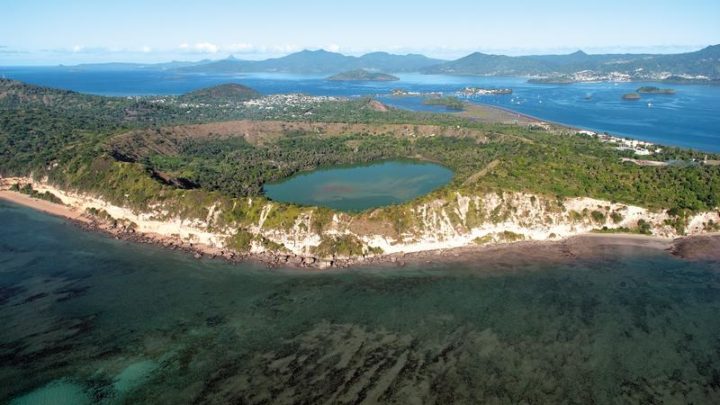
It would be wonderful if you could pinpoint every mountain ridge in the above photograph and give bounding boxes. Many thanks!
[177,50,443,74]
[422,45,720,80]
[29,45,720,81]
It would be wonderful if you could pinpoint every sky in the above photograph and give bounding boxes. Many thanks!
[1,0,719,65]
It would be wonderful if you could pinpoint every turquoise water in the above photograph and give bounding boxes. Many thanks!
[263,160,454,211]
[1,68,719,152]
[2,200,720,403]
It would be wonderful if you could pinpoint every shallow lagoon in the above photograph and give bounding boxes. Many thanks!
[263,160,453,211]
[2,200,720,403]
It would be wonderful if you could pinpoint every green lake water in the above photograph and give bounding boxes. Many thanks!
[2,199,720,403]
[263,160,454,211]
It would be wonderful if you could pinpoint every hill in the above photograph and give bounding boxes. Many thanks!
[422,45,720,81]
[178,83,261,103]
[327,70,399,81]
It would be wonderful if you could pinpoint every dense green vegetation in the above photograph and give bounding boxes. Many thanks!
[102,123,720,215]
[480,131,720,212]
[0,79,460,174]
[178,83,260,103]
[130,132,493,197]
[10,183,63,204]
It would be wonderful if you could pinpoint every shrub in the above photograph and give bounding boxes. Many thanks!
[590,210,606,223]
[637,219,652,235]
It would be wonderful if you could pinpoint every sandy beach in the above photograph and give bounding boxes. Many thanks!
[0,190,90,223]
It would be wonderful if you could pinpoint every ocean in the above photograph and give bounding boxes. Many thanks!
[1,67,719,152]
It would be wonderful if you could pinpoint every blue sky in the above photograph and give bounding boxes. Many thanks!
[1,0,719,65]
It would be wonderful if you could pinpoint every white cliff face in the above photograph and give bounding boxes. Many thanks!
[253,191,718,257]
[2,177,231,248]
[3,177,719,259]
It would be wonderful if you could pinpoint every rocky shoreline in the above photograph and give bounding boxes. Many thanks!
[3,189,719,271]
[66,214,358,270]
[59,210,720,270]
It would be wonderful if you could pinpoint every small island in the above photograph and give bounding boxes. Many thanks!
[423,96,465,110]
[637,86,676,95]
[528,76,575,84]
[622,93,641,101]
[461,87,512,96]
[327,69,399,81]
[178,83,261,104]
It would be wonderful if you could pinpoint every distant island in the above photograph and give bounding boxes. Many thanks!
[426,45,720,83]
[637,86,676,95]
[327,70,399,81]
[622,93,641,101]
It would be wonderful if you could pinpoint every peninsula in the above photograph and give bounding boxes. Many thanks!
[1,79,719,269]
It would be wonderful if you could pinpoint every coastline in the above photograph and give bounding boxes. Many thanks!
[0,189,286,268]
[0,190,91,223]
[460,102,546,125]
[3,189,718,269]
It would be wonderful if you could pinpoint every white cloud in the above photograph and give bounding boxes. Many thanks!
[141,46,152,53]
[179,42,219,53]
[175,42,301,57]
[324,43,341,52]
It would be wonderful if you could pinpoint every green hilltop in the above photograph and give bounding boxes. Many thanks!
[178,83,261,103]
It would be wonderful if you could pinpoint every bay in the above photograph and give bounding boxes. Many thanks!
[1,67,719,152]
